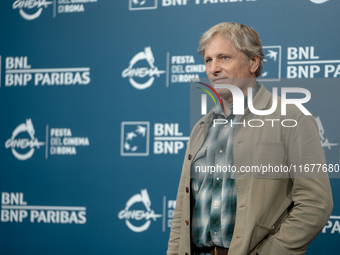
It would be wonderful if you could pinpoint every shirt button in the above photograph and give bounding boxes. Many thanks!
[186,187,189,193]
[219,150,223,153]
[214,232,217,236]
[214,202,218,208]
[188,154,192,160]
[216,177,220,180]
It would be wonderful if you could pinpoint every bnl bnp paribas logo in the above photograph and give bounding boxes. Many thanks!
[129,0,258,10]
[129,0,157,10]
[122,47,165,90]
[258,46,282,82]
[121,121,189,156]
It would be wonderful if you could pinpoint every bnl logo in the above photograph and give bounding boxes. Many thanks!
[258,46,282,82]
[129,0,157,10]
[121,122,188,156]
[121,122,150,156]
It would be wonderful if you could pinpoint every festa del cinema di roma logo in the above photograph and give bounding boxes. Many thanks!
[118,189,162,232]
[12,0,53,20]
[5,119,45,161]
[122,47,165,90]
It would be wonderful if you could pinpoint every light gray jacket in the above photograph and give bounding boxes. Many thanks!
[167,84,333,255]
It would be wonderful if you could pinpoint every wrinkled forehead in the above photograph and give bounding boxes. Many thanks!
[204,34,241,58]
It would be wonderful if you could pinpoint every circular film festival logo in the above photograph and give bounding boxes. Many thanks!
[5,119,45,160]
[122,47,165,90]
[13,0,53,20]
[310,0,328,3]
[118,189,162,232]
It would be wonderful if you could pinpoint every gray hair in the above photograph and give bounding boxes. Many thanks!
[198,22,265,77]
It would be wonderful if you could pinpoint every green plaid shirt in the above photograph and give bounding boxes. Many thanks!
[191,83,260,248]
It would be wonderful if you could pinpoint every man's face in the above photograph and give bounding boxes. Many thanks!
[204,34,257,99]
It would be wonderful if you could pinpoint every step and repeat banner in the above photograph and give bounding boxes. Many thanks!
[0,0,339,254]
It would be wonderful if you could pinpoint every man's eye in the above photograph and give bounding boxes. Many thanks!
[222,56,229,60]
[205,59,211,63]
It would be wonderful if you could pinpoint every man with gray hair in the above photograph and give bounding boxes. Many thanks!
[167,22,332,255]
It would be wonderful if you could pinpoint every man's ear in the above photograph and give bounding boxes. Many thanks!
[249,56,260,75]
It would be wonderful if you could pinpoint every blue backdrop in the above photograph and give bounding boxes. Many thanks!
[0,0,339,254]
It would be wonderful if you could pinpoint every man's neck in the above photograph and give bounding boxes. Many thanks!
[221,98,232,117]
[220,81,257,116]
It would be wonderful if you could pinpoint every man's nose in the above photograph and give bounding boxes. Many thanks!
[209,60,222,75]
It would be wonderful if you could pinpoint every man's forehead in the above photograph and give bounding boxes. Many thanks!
[204,35,238,57]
